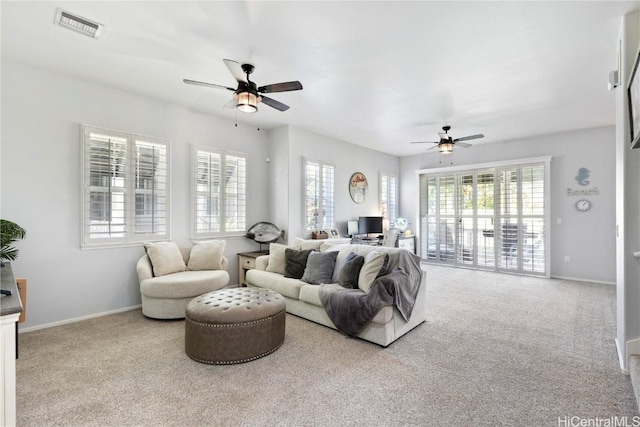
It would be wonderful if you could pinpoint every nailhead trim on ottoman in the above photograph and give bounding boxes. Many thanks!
[185,288,286,364]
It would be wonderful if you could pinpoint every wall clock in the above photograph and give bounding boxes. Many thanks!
[575,199,592,212]
[349,172,368,204]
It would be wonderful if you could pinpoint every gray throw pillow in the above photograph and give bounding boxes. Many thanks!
[284,248,314,279]
[301,251,339,285]
[339,252,364,289]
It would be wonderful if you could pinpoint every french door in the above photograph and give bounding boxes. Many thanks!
[419,158,550,276]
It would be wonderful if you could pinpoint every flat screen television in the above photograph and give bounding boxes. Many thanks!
[358,216,383,236]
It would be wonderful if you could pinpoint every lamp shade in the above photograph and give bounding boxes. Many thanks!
[439,142,454,154]
[237,91,258,113]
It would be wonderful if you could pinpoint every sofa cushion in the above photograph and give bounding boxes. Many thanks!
[299,283,344,307]
[187,239,226,271]
[298,284,393,324]
[339,253,365,289]
[266,243,288,275]
[144,241,186,277]
[246,269,306,300]
[301,251,338,285]
[358,251,389,293]
[291,237,325,251]
[140,270,229,299]
[284,248,313,279]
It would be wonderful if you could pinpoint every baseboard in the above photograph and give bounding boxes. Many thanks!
[19,305,142,333]
[616,338,628,374]
[550,275,615,286]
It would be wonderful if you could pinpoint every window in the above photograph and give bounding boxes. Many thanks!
[380,172,398,229]
[304,158,335,232]
[193,146,246,238]
[81,125,169,248]
[419,157,550,276]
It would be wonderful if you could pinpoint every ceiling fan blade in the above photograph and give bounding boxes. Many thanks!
[258,81,303,93]
[183,79,235,91]
[261,96,290,111]
[427,145,440,151]
[456,142,473,148]
[454,134,484,142]
[410,141,439,144]
[223,59,247,83]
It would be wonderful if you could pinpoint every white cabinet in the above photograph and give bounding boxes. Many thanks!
[396,236,416,254]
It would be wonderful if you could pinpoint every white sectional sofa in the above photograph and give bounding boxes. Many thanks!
[245,239,427,347]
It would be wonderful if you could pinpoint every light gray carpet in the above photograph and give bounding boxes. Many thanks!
[16,265,638,426]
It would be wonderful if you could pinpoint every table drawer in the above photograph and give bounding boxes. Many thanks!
[240,256,256,269]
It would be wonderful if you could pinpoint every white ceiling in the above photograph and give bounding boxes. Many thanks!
[2,1,638,156]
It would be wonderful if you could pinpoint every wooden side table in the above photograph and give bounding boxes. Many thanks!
[237,251,268,286]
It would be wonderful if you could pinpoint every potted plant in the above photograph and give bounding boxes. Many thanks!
[1,219,26,264]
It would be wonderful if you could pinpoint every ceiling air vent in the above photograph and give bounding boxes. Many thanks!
[54,8,103,39]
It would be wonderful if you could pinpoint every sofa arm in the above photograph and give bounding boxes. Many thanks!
[136,255,154,282]
[221,256,229,270]
[255,255,269,270]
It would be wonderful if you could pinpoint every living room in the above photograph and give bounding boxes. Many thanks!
[1,1,640,425]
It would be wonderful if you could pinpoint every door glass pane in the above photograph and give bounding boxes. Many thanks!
[478,217,496,268]
[522,218,545,273]
[457,174,474,265]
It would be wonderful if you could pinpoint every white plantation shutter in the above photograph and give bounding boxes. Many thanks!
[321,163,335,230]
[418,157,549,276]
[193,147,246,237]
[304,158,335,232]
[82,125,169,248]
[380,173,398,229]
[223,154,246,233]
[134,140,168,236]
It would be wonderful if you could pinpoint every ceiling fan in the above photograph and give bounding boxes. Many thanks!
[183,59,303,113]
[410,125,484,153]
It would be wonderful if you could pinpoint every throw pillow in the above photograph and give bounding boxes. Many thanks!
[266,243,288,275]
[187,240,226,271]
[143,241,186,277]
[339,253,365,289]
[331,248,356,283]
[358,251,390,293]
[301,251,339,285]
[284,248,313,279]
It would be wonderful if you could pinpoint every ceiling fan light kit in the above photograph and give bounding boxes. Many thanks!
[410,125,484,154]
[439,141,454,154]
[184,59,303,113]
[236,91,259,113]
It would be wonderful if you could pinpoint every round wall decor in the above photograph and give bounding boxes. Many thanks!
[575,199,592,212]
[349,172,368,204]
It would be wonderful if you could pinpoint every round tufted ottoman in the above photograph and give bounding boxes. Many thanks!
[185,288,286,364]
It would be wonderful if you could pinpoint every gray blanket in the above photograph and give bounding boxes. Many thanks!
[319,250,423,337]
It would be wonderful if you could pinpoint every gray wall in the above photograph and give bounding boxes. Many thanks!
[1,61,271,330]
[400,126,617,284]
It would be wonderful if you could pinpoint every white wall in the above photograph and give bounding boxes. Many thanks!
[400,126,617,283]
[1,61,271,330]
[615,10,640,371]
[268,126,290,239]
[283,126,400,240]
